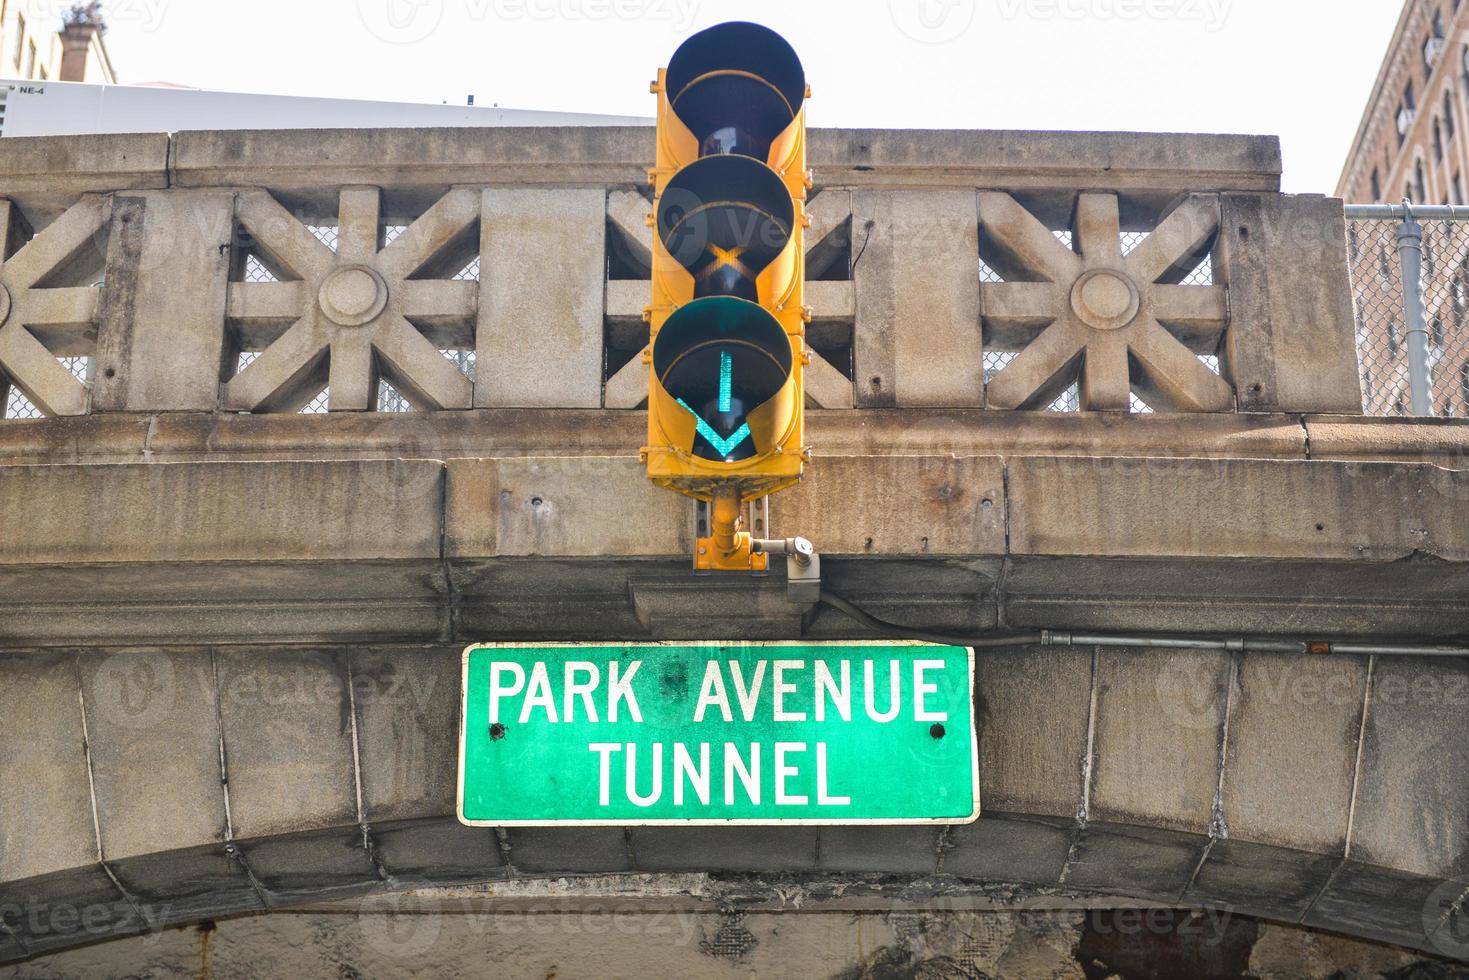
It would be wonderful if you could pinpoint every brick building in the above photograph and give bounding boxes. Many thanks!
[1339,0,1469,416]
[0,1,115,85]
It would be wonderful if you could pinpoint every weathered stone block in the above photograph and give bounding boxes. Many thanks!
[445,456,687,558]
[0,460,444,565]
[90,191,234,413]
[1064,823,1207,904]
[813,130,1281,195]
[1303,415,1469,466]
[170,127,654,192]
[0,652,96,883]
[1007,456,1469,562]
[1089,649,1229,835]
[108,845,262,922]
[774,455,1004,557]
[1184,838,1340,923]
[477,187,605,408]
[974,646,1091,818]
[818,827,940,875]
[1303,861,1445,952]
[214,649,358,840]
[78,648,227,861]
[0,866,133,958]
[371,819,504,881]
[944,813,1074,886]
[1349,657,1469,879]
[509,829,631,874]
[630,828,817,873]
[350,647,460,823]
[852,189,982,407]
[0,133,168,202]
[235,829,379,902]
[1219,194,1363,414]
[1222,653,1366,853]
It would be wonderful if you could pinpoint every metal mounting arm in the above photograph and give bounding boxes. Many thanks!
[753,536,821,604]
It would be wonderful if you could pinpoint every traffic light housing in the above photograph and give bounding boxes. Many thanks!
[644,22,811,513]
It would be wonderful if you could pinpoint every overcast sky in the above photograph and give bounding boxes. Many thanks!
[98,0,1403,195]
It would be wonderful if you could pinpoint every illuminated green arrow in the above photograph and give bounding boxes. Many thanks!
[677,351,751,457]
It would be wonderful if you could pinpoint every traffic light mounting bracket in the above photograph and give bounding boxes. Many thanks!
[689,491,821,602]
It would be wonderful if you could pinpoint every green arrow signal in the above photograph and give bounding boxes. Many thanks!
[675,347,753,458]
[677,398,752,458]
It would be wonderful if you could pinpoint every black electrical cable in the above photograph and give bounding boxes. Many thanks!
[818,591,1043,648]
[819,589,1469,657]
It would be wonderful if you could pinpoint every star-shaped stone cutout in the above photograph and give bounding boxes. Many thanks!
[0,196,107,417]
[981,192,1233,413]
[222,186,479,413]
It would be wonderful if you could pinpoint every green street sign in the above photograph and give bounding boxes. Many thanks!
[457,642,979,826]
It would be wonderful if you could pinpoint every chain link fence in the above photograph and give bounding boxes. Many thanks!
[1348,208,1469,417]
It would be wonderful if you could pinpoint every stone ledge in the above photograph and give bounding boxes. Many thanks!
[1007,456,1469,562]
[0,133,169,215]
[0,459,444,565]
[5,412,1467,469]
[1,455,1466,645]
[157,127,1281,194]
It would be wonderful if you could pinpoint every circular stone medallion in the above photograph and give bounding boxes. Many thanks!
[1069,268,1141,331]
[318,265,388,327]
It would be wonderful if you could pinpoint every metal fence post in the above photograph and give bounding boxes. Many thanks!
[1395,213,1434,416]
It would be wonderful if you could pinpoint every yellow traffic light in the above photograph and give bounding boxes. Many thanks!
[643,22,811,569]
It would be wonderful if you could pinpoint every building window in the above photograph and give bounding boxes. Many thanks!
[1455,172,1465,204]
[1372,167,1383,200]
[25,39,36,80]
[1446,92,1457,140]
[1461,364,1469,405]
[1389,320,1402,356]
[1433,317,1446,347]
[1435,119,1445,162]
[1417,160,1428,201]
